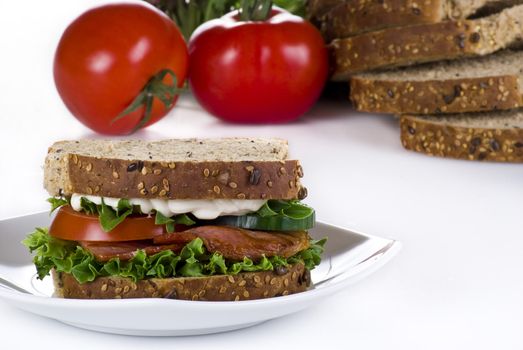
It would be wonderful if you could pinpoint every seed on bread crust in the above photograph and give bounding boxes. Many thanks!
[400,113,523,162]
[46,139,304,200]
[249,168,261,185]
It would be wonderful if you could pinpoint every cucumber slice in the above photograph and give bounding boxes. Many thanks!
[212,211,315,231]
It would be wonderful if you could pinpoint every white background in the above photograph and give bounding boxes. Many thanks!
[1,0,523,348]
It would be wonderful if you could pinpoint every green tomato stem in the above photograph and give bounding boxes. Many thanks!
[239,0,273,21]
[110,69,182,134]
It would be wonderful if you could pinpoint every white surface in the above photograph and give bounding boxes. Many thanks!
[0,213,399,336]
[1,0,522,348]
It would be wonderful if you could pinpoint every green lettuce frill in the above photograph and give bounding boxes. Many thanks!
[23,228,326,284]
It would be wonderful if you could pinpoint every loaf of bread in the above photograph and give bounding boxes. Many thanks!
[350,50,523,114]
[400,109,523,161]
[53,263,311,300]
[331,4,523,78]
[322,0,523,40]
[44,138,306,200]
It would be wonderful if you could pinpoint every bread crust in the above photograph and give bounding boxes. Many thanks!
[52,263,311,300]
[46,155,305,200]
[321,0,523,40]
[307,0,342,22]
[400,115,523,162]
[350,75,523,114]
[330,6,523,78]
[322,0,444,40]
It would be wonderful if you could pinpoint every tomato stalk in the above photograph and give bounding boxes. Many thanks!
[239,0,273,21]
[112,69,182,133]
[146,0,237,40]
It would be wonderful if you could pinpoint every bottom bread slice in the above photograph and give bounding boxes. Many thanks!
[400,109,523,162]
[52,263,311,300]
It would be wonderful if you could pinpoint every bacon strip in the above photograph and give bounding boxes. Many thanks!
[153,226,310,261]
[80,226,310,262]
[80,241,184,262]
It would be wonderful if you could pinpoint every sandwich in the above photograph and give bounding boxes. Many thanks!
[23,138,325,300]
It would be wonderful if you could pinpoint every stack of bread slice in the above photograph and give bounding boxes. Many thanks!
[310,0,523,162]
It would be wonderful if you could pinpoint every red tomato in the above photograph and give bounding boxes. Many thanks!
[49,206,168,242]
[54,4,188,135]
[188,9,329,124]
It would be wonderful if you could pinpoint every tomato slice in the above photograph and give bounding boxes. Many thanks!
[49,206,168,242]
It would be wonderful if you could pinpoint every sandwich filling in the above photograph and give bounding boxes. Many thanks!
[24,196,325,284]
[70,194,267,219]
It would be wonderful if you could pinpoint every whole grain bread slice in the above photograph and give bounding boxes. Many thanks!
[307,0,342,24]
[330,4,523,78]
[52,263,311,300]
[400,109,523,161]
[322,0,523,40]
[350,50,523,114]
[44,138,306,200]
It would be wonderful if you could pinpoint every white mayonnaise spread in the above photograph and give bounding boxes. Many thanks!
[70,194,266,220]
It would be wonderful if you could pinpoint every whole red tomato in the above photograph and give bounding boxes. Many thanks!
[54,4,188,135]
[188,8,328,123]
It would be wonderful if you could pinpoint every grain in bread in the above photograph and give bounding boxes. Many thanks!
[400,109,523,161]
[53,263,311,300]
[350,50,523,114]
[44,138,306,200]
[322,0,523,40]
[331,4,523,78]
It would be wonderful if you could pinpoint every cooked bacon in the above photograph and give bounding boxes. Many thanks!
[153,226,310,261]
[80,226,310,262]
[80,241,184,262]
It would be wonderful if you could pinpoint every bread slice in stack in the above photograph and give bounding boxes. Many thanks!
[330,4,523,79]
[322,0,523,40]
[310,0,523,161]
[400,110,523,161]
[350,50,523,114]
[307,0,342,24]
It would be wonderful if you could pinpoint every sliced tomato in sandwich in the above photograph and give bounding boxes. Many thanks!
[48,206,172,241]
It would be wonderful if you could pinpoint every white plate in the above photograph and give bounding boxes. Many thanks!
[0,212,400,336]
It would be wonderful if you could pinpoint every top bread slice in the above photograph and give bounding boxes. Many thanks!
[350,50,523,114]
[322,0,523,40]
[44,138,306,200]
[330,4,523,78]
[400,109,523,162]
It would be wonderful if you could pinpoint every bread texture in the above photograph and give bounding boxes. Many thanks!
[307,0,342,24]
[52,263,311,300]
[400,109,523,161]
[350,50,523,114]
[322,0,523,40]
[330,4,523,78]
[44,138,306,200]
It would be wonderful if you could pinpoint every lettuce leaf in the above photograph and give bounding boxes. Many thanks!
[256,200,314,220]
[47,197,68,214]
[22,228,326,284]
[155,211,196,233]
[97,198,134,232]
